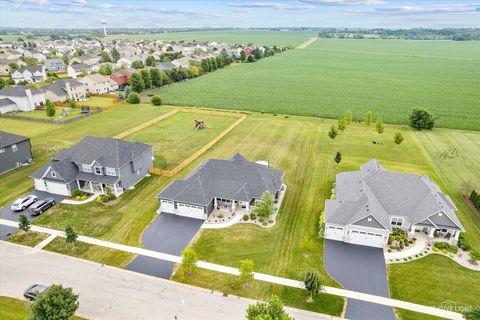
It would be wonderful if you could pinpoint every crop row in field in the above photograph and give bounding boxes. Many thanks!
[159,39,480,131]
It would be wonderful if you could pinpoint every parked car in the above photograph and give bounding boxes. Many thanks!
[28,198,56,216]
[11,195,38,211]
[23,284,48,301]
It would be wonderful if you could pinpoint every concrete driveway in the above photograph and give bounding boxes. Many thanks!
[126,213,204,279]
[0,242,334,320]
[324,240,395,320]
[0,191,66,240]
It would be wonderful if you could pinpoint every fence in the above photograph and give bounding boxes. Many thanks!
[0,109,102,125]
[113,107,246,177]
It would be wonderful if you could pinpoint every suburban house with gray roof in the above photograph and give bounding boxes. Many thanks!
[67,63,92,78]
[11,65,47,84]
[0,131,33,175]
[324,159,464,248]
[42,78,87,102]
[32,136,153,197]
[0,86,45,114]
[157,153,285,220]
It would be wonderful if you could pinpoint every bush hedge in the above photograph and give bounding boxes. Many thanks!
[126,92,140,104]
[151,95,162,106]
[434,241,458,254]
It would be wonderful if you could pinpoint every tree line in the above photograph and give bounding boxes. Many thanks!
[317,28,480,41]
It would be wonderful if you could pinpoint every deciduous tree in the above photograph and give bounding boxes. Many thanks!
[140,69,152,89]
[45,99,55,117]
[334,151,342,165]
[304,270,322,301]
[364,111,373,126]
[376,119,385,134]
[239,259,255,288]
[328,125,338,140]
[128,73,144,93]
[253,191,274,219]
[30,284,79,320]
[409,108,435,130]
[394,132,404,144]
[246,296,293,320]
[18,214,30,232]
[181,248,198,275]
[65,226,78,244]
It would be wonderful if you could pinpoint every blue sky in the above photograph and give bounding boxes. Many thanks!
[1,0,479,28]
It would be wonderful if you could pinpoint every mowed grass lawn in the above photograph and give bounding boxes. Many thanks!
[108,30,315,46]
[159,39,480,130]
[85,96,117,108]
[7,231,49,247]
[388,255,480,320]
[124,112,238,169]
[0,296,85,320]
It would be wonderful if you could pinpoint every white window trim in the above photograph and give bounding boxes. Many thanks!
[94,166,102,175]
[391,217,404,227]
[0,148,5,153]
[105,167,116,176]
[12,144,17,152]
[82,164,92,173]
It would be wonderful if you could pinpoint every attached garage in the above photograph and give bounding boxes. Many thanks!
[160,200,175,214]
[45,180,71,196]
[324,224,345,241]
[34,179,48,192]
[176,203,206,220]
[346,228,387,248]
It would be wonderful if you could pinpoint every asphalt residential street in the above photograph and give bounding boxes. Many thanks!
[126,213,204,279]
[324,240,395,320]
[0,191,66,241]
[0,242,337,320]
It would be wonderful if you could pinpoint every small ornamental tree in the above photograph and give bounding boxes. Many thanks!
[45,99,55,117]
[334,151,342,165]
[337,117,346,131]
[345,110,353,124]
[246,295,293,320]
[239,259,255,288]
[131,60,144,69]
[150,68,162,87]
[328,125,338,140]
[364,111,373,126]
[304,270,322,301]
[253,191,274,219]
[394,132,404,145]
[18,214,30,232]
[151,95,162,106]
[30,284,79,320]
[65,226,78,245]
[126,92,140,104]
[181,248,198,276]
[409,108,435,130]
[128,73,144,93]
[376,119,385,134]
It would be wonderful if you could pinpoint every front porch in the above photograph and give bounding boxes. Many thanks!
[408,224,460,245]
[77,180,123,197]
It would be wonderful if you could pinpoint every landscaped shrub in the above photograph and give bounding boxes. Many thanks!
[434,241,458,254]
[470,249,480,261]
[249,213,256,220]
[243,215,249,221]
[101,195,110,202]
[442,249,448,254]
[268,219,273,224]
[75,196,81,200]
[458,232,471,251]
[388,235,394,245]
[81,195,88,200]
[259,218,264,223]
[151,95,162,106]
[432,247,439,252]
[126,92,140,104]
[72,189,83,197]
[387,249,392,253]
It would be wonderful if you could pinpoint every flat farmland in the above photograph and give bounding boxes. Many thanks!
[159,39,480,130]
[122,111,238,169]
[109,30,315,46]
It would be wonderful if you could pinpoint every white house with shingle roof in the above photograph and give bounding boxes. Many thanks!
[324,159,464,248]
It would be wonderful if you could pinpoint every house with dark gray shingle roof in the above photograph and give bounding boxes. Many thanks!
[11,65,46,84]
[32,136,153,197]
[156,153,284,220]
[42,78,87,102]
[0,131,33,175]
[0,86,45,114]
[324,159,464,248]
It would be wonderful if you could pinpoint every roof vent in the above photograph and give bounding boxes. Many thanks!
[367,217,372,222]
[438,212,443,216]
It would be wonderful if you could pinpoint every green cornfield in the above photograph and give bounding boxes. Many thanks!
[159,38,480,130]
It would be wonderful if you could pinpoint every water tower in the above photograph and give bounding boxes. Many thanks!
[101,20,107,36]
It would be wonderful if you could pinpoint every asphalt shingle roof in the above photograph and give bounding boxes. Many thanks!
[0,86,42,97]
[325,159,464,231]
[0,131,29,149]
[157,153,284,206]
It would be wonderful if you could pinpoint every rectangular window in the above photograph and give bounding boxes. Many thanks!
[94,166,102,175]
[12,144,17,152]
[51,171,57,178]
[0,148,5,153]
[391,217,404,226]
[82,164,92,173]
[105,167,116,176]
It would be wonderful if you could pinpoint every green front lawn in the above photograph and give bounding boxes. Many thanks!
[123,111,238,169]
[7,231,49,247]
[0,296,85,320]
[84,96,117,108]
[388,255,480,320]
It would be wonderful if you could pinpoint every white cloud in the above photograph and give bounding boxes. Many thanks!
[14,0,48,5]
[352,3,480,15]
[226,1,315,12]
[300,0,384,5]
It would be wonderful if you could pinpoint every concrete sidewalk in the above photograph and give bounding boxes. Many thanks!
[0,242,336,320]
[0,219,464,320]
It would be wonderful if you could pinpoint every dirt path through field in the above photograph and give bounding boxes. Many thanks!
[296,36,318,49]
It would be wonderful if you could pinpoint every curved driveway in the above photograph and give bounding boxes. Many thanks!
[324,240,395,320]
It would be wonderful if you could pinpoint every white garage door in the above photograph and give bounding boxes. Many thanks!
[177,203,206,220]
[348,229,386,248]
[160,200,175,214]
[45,181,70,196]
[325,225,345,241]
[34,179,48,192]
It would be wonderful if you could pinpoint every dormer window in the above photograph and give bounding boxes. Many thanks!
[94,166,102,175]
[82,164,92,173]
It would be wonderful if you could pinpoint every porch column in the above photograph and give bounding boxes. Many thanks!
[214,198,218,208]
[76,180,80,190]
[113,183,117,195]
[454,230,460,241]
[409,224,416,236]
[428,228,435,238]
[246,202,250,211]
[231,200,236,211]
[89,181,93,193]
[100,183,104,194]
